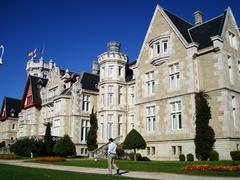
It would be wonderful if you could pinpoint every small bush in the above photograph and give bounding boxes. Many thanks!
[186,153,194,161]
[0,141,5,148]
[209,150,219,161]
[141,156,151,161]
[179,154,185,161]
[230,151,240,161]
[128,153,142,161]
[10,138,46,157]
[54,135,76,157]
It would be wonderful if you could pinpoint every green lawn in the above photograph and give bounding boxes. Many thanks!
[44,159,240,177]
[0,164,140,180]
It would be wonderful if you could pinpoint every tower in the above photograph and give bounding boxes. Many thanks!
[97,41,128,144]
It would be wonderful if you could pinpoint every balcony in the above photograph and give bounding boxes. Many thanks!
[151,53,170,66]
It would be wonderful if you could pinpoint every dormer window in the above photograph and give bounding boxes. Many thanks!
[163,40,168,53]
[10,109,15,117]
[37,79,43,89]
[228,31,238,49]
[152,40,168,56]
[149,35,170,66]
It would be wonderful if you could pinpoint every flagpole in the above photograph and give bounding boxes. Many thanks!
[40,45,45,58]
[0,45,4,65]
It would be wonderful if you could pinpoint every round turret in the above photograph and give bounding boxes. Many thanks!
[107,41,121,53]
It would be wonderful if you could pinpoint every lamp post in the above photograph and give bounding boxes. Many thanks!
[0,45,4,65]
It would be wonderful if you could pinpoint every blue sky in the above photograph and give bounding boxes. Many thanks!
[0,0,239,102]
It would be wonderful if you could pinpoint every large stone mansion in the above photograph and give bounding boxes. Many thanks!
[0,5,240,160]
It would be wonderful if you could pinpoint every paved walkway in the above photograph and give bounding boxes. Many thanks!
[0,159,239,180]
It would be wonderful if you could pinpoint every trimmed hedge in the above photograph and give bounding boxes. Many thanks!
[10,138,46,157]
[179,154,185,161]
[230,151,240,160]
[209,150,219,161]
[186,153,194,161]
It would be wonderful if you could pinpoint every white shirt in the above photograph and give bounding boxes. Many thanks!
[108,142,117,155]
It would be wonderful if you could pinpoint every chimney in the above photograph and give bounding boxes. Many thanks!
[194,11,203,26]
[92,61,98,74]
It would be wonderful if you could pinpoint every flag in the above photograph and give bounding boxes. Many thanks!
[27,48,37,57]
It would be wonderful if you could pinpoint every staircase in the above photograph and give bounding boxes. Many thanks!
[90,136,122,160]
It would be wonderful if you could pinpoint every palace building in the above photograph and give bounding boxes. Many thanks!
[0,5,239,159]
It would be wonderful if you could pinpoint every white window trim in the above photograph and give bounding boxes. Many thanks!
[169,63,180,90]
[146,105,156,132]
[146,71,155,96]
[170,101,183,130]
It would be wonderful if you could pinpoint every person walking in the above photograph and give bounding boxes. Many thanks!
[107,138,120,175]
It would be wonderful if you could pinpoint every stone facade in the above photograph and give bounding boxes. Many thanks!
[18,58,99,156]
[1,5,240,160]
[96,5,240,160]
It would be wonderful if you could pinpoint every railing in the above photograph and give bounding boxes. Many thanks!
[90,136,122,160]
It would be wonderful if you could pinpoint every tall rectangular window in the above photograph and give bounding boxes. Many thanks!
[108,85,113,105]
[107,114,113,138]
[100,115,104,140]
[118,115,122,136]
[101,67,105,80]
[81,119,90,141]
[101,86,104,106]
[82,95,90,112]
[169,63,180,89]
[118,66,122,76]
[232,96,236,127]
[130,86,135,105]
[152,147,155,155]
[172,146,176,155]
[118,86,123,105]
[170,101,182,130]
[109,66,114,76]
[238,60,240,74]
[162,40,168,53]
[228,55,233,84]
[53,119,60,136]
[130,115,134,129]
[146,71,155,95]
[177,146,182,155]
[146,106,156,132]
[229,31,238,49]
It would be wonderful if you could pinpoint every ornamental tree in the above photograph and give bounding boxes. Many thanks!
[44,122,54,155]
[194,91,215,160]
[87,108,98,151]
[54,134,76,157]
[123,129,146,161]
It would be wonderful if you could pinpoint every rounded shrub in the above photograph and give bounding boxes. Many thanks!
[179,154,185,161]
[230,151,240,161]
[186,153,194,161]
[209,150,219,161]
[54,134,76,157]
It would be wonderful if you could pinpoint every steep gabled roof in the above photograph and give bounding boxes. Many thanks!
[0,97,21,121]
[21,75,48,108]
[189,11,227,49]
[30,76,48,103]
[163,9,193,43]
[80,72,99,91]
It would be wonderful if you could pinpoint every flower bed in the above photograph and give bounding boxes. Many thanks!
[34,157,66,162]
[0,155,19,159]
[183,164,240,172]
